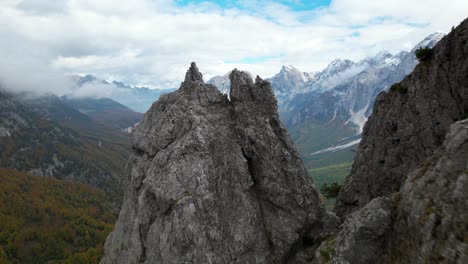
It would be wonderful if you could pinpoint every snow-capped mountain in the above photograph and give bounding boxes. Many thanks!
[286,33,444,131]
[267,65,316,111]
[284,33,444,169]
[207,71,231,94]
[411,32,445,51]
[207,66,315,111]
[206,33,444,170]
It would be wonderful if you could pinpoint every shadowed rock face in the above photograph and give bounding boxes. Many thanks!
[311,119,468,264]
[101,63,326,264]
[311,197,394,264]
[389,119,468,264]
[335,18,468,218]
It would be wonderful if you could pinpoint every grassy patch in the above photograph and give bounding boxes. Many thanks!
[319,237,336,263]
[308,162,352,187]
[309,162,352,209]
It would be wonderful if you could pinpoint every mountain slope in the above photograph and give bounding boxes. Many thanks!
[0,90,127,199]
[205,34,444,182]
[0,168,115,264]
[61,97,143,130]
[283,33,444,183]
[335,21,468,218]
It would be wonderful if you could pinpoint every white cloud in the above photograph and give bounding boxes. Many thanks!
[0,0,467,93]
[69,80,114,98]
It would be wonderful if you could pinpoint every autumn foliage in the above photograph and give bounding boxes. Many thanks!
[0,168,116,264]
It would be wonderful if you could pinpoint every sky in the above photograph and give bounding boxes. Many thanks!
[0,0,467,93]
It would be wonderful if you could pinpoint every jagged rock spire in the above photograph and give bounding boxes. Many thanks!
[184,62,204,83]
[101,63,327,264]
[229,68,254,101]
[229,69,278,115]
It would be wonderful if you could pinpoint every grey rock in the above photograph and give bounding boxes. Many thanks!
[207,66,313,112]
[388,119,468,264]
[301,119,467,264]
[101,63,326,264]
[310,197,394,264]
[335,18,468,218]
[289,211,341,263]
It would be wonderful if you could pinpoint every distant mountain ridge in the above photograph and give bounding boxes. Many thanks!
[69,74,175,113]
[208,33,445,132]
[207,32,445,186]
[0,89,138,203]
[284,33,444,170]
[287,33,446,130]
[61,97,143,131]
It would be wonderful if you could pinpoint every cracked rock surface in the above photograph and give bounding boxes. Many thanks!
[101,63,326,264]
[311,197,394,264]
[388,119,468,264]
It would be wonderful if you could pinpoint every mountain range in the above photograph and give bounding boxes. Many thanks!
[207,32,445,185]
[0,90,143,204]
[0,33,444,199]
[100,18,468,264]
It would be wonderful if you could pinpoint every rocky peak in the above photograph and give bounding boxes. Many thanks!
[183,62,204,85]
[280,65,300,75]
[327,58,353,69]
[411,32,446,52]
[102,63,327,264]
[374,50,392,60]
[313,59,357,84]
[229,69,274,103]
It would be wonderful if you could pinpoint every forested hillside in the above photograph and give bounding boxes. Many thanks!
[0,169,116,264]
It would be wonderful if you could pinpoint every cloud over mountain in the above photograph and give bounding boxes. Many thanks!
[0,0,467,92]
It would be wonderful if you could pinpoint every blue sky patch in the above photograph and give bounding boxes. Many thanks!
[174,0,332,11]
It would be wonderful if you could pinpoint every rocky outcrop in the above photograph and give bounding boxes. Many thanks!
[388,119,468,264]
[335,18,468,218]
[311,197,394,264]
[312,119,467,264]
[101,63,327,263]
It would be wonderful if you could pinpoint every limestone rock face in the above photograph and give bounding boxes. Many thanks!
[335,18,468,218]
[311,197,394,264]
[101,63,326,264]
[305,120,467,264]
[388,119,468,264]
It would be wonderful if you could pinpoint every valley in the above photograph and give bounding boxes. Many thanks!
[0,1,466,262]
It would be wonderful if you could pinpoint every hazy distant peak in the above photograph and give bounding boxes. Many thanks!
[374,50,392,60]
[280,65,299,72]
[411,32,445,51]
